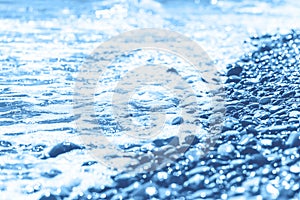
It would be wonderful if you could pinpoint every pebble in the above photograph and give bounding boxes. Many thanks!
[47,142,83,158]
[227,66,243,76]
[77,31,300,199]
[184,148,203,163]
[183,174,205,190]
[259,97,271,105]
[171,116,184,125]
[247,154,268,167]
[286,132,300,148]
[217,143,235,156]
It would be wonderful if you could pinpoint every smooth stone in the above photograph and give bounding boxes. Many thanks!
[269,106,283,113]
[253,110,269,120]
[286,132,300,148]
[185,148,203,163]
[48,142,83,158]
[227,66,243,76]
[241,120,256,127]
[171,116,184,125]
[113,173,136,188]
[259,97,271,105]
[246,126,258,135]
[282,90,295,98]
[248,103,259,109]
[184,135,199,146]
[241,147,259,155]
[217,143,235,156]
[247,154,268,166]
[153,136,179,147]
[183,174,205,190]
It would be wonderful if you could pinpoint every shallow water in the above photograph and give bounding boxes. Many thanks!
[1,0,300,199]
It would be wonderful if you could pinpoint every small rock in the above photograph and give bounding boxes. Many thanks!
[183,174,205,190]
[185,148,203,163]
[171,116,184,125]
[47,142,83,158]
[227,66,243,76]
[247,154,268,166]
[259,97,271,105]
[286,132,300,148]
[217,143,235,156]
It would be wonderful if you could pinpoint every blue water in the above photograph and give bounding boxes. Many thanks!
[1,0,300,199]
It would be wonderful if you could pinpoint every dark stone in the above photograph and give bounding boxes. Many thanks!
[48,142,83,158]
[259,97,271,105]
[247,154,268,166]
[282,90,296,98]
[153,136,179,147]
[171,116,184,125]
[286,132,300,148]
[113,173,137,188]
[227,66,243,76]
[241,120,256,127]
[184,135,199,145]
[241,147,260,155]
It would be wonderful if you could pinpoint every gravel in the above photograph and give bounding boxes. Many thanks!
[73,30,300,199]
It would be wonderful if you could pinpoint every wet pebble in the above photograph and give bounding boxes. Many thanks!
[247,153,268,167]
[217,143,235,156]
[227,65,243,76]
[286,132,300,148]
[171,116,184,125]
[47,142,83,158]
